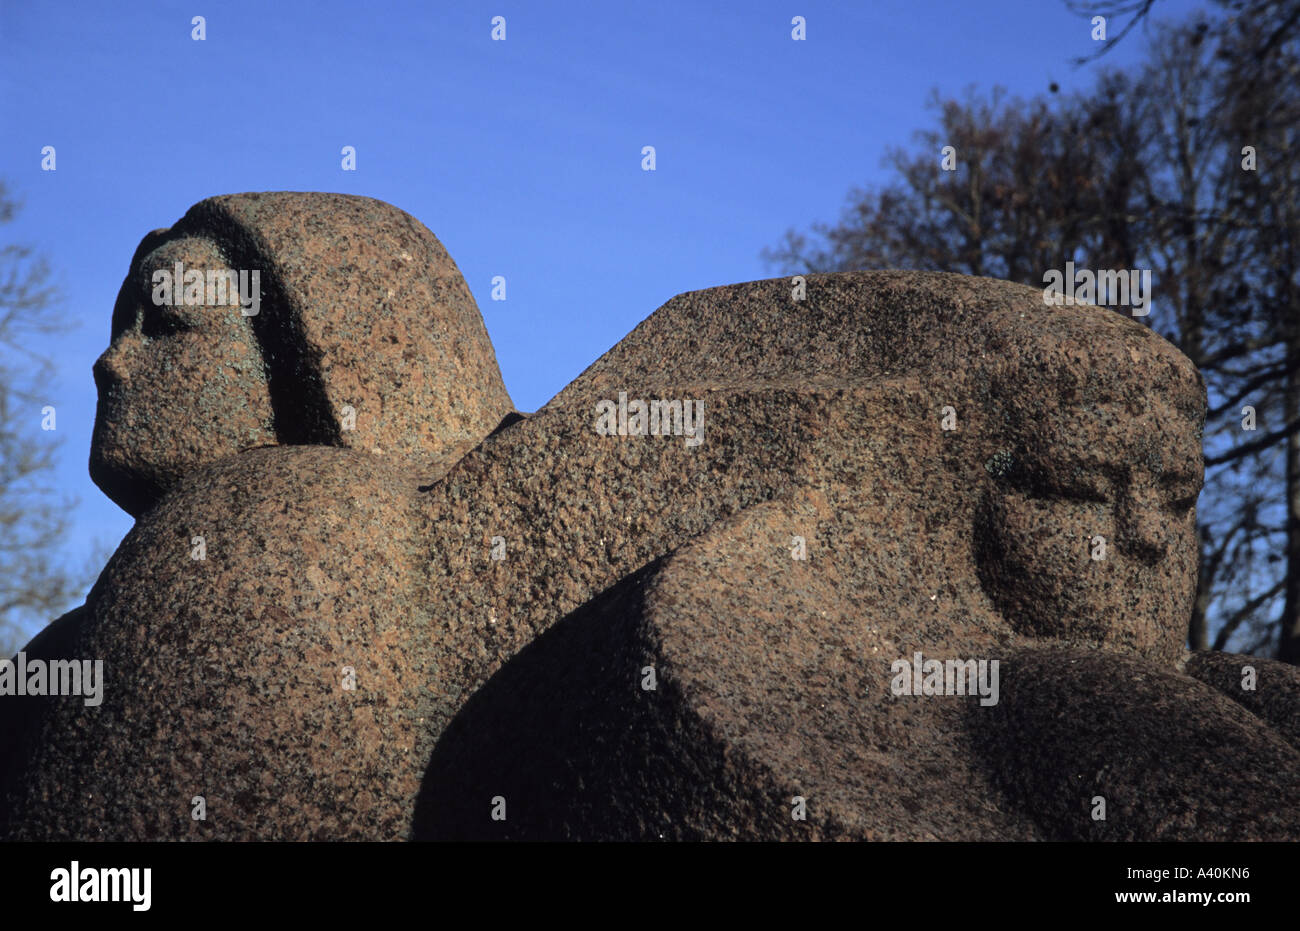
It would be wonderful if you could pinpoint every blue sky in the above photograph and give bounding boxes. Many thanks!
[0,0,1204,640]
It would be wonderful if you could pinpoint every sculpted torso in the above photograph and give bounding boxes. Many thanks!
[3,193,1297,841]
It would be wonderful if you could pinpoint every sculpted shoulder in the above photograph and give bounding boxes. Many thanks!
[18,445,438,839]
[87,445,428,640]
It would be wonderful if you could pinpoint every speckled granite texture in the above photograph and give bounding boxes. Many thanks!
[2,193,1296,840]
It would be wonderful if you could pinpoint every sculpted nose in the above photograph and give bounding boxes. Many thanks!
[1121,482,1168,563]
[94,342,132,390]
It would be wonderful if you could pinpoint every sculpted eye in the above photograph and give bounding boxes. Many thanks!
[1162,477,1200,512]
[1007,461,1110,505]
[141,295,200,338]
[1049,472,1110,504]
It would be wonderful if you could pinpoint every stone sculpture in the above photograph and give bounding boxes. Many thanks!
[2,193,1296,841]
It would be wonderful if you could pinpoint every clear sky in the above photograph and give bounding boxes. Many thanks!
[0,0,1205,640]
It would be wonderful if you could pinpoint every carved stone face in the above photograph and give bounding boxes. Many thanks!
[976,373,1204,664]
[89,193,519,520]
[90,235,276,517]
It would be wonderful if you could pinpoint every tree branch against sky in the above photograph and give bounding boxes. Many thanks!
[0,181,94,657]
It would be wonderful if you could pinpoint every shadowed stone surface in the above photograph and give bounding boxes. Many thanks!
[4,195,1297,841]
[412,385,1299,841]
[1186,651,1300,753]
[408,273,1295,839]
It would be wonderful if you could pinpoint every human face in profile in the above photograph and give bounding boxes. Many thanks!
[90,234,274,517]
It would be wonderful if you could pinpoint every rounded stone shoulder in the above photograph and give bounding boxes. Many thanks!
[14,445,434,840]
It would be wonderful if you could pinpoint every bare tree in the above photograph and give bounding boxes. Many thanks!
[1067,0,1300,76]
[1087,1,1300,657]
[1209,7,1300,658]
[0,181,88,657]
